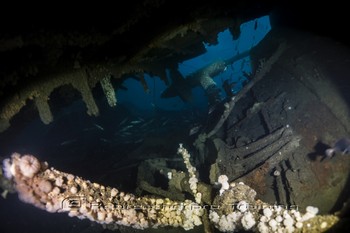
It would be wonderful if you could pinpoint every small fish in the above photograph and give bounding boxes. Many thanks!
[120,132,132,136]
[130,120,142,124]
[119,125,133,132]
[140,119,155,128]
[161,119,170,126]
[60,139,77,146]
[134,138,144,144]
[189,125,201,136]
[100,138,111,143]
[94,124,104,131]
[119,118,128,126]
[325,138,350,157]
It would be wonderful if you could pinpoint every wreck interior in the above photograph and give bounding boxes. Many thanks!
[1,1,350,233]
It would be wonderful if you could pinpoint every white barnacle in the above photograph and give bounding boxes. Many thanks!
[237,201,249,212]
[19,155,41,178]
[273,170,281,176]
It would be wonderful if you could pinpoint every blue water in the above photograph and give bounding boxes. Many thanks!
[117,15,271,113]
